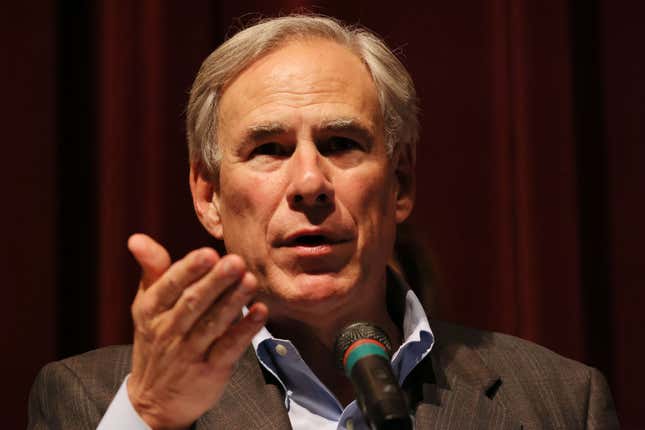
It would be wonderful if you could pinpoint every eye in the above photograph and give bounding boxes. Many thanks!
[250,142,291,158]
[320,137,362,155]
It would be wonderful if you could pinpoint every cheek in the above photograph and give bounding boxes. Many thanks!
[219,173,274,248]
[343,170,398,237]
[359,169,397,213]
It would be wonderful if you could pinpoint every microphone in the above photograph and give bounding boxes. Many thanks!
[334,322,412,430]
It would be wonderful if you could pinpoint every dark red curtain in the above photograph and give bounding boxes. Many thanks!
[2,2,57,429]
[5,1,643,428]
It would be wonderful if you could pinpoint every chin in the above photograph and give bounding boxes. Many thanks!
[260,272,356,317]
[292,272,352,300]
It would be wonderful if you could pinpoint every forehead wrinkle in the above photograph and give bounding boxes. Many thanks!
[265,74,349,92]
[217,38,383,152]
[257,88,354,110]
[231,87,360,122]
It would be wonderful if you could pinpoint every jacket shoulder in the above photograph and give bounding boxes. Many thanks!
[28,345,132,429]
[57,344,133,386]
[431,319,591,376]
[430,320,619,429]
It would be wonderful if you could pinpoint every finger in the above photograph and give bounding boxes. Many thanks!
[128,233,172,289]
[168,254,249,336]
[184,270,259,352]
[145,247,220,313]
[207,302,268,370]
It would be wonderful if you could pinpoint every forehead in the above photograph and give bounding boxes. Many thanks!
[217,38,382,137]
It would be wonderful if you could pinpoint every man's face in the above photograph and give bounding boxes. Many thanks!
[199,38,413,322]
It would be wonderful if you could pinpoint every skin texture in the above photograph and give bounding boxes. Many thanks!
[193,38,414,342]
[128,37,414,428]
[127,235,268,430]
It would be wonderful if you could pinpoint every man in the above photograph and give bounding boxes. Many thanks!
[28,15,619,429]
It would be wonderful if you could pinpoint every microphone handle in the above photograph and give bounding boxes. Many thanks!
[349,355,412,430]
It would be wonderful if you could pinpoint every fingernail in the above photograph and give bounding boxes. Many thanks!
[239,280,255,295]
[250,309,265,323]
[198,252,213,268]
[220,259,234,276]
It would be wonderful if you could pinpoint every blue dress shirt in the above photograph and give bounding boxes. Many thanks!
[252,288,434,430]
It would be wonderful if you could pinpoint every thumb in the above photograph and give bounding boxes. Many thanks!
[127,233,172,290]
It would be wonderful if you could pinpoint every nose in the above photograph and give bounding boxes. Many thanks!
[286,143,334,208]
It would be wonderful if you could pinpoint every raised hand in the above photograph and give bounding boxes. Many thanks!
[125,233,268,430]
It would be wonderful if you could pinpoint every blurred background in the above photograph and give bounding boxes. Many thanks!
[3,0,643,428]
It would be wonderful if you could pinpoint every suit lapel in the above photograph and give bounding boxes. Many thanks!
[195,344,519,430]
[408,328,522,429]
[196,348,292,430]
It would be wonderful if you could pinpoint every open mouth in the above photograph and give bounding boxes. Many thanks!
[278,228,353,250]
[291,234,330,247]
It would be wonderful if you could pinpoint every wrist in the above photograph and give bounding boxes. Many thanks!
[127,378,189,430]
[132,399,190,430]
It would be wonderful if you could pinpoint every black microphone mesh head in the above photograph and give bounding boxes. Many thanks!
[334,322,393,369]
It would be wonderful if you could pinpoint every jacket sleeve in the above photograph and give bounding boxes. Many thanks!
[27,361,103,430]
[586,367,620,430]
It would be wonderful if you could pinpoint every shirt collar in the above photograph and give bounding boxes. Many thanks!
[248,267,434,385]
[386,267,435,382]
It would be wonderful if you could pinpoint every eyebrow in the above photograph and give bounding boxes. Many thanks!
[317,118,375,147]
[245,122,288,142]
[242,117,375,147]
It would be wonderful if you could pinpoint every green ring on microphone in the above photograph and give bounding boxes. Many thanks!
[345,343,389,377]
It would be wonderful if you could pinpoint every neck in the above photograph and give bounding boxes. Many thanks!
[265,283,402,405]
[267,306,402,353]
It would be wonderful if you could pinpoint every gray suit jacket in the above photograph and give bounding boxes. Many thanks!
[28,321,619,429]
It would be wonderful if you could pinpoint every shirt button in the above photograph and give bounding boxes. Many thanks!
[346,419,354,430]
[275,344,288,356]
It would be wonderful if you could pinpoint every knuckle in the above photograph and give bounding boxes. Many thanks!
[153,320,175,344]
[179,337,204,360]
[131,302,140,321]
[134,324,155,344]
[195,313,221,339]
[131,291,146,320]
[138,299,158,321]
[132,301,150,323]
[164,275,179,293]
[180,290,201,312]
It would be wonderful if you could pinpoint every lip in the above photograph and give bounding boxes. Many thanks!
[280,240,355,261]
[288,243,337,257]
[278,228,352,248]
[273,228,355,265]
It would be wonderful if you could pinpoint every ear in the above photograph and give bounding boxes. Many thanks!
[393,144,415,224]
[189,162,224,239]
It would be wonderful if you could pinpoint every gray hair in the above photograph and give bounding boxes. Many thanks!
[186,14,419,177]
